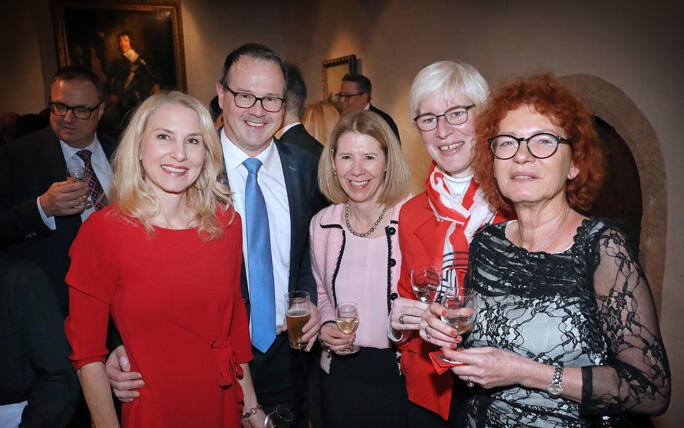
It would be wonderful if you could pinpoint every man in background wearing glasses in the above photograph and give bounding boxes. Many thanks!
[336,73,401,142]
[0,65,116,427]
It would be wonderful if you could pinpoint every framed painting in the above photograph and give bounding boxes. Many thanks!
[322,54,357,101]
[51,0,186,133]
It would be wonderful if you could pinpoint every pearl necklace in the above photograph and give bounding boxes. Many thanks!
[344,202,387,238]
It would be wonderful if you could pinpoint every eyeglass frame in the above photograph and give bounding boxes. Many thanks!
[413,104,475,132]
[488,132,572,160]
[220,84,286,113]
[335,92,365,100]
[48,101,102,120]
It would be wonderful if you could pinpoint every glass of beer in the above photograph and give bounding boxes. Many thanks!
[66,165,93,209]
[285,291,311,350]
[335,302,360,355]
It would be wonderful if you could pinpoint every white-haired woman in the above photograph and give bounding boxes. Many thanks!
[65,91,264,427]
[389,62,506,426]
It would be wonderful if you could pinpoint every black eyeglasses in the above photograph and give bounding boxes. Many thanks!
[48,102,101,119]
[489,132,571,160]
[335,92,365,100]
[221,85,285,113]
[413,105,474,131]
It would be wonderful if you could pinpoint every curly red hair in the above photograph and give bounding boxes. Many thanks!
[473,73,606,216]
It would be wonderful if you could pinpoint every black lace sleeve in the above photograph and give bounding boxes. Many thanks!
[580,225,671,416]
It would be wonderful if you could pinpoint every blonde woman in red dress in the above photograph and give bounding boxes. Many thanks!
[65,91,264,427]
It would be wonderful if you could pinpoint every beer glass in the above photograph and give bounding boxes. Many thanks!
[285,291,311,350]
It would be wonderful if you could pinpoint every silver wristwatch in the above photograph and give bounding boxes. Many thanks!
[546,366,564,397]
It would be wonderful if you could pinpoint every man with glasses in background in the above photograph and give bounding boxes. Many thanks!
[0,65,116,427]
[336,73,400,142]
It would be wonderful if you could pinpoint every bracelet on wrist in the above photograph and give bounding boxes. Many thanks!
[241,404,262,419]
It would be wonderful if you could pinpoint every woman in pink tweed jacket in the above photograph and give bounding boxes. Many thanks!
[309,111,411,427]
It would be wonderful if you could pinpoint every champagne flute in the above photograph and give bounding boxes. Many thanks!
[436,287,477,365]
[66,165,93,209]
[410,266,441,303]
[335,302,359,355]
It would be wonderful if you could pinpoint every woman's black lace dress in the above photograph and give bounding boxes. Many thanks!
[465,218,670,427]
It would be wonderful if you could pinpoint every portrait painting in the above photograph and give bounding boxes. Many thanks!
[52,0,186,135]
[322,55,357,102]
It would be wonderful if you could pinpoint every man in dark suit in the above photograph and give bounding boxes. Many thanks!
[279,63,323,156]
[336,73,401,142]
[106,44,321,427]
[0,65,116,428]
[0,65,116,316]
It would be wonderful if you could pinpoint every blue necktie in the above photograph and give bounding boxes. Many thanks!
[243,158,276,352]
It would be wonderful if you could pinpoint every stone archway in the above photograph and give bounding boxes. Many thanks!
[560,74,667,313]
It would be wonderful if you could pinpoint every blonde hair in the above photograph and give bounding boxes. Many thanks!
[109,91,231,239]
[301,101,340,143]
[319,110,410,207]
[409,60,489,120]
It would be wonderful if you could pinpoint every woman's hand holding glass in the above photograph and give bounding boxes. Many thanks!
[419,301,463,349]
[390,297,428,333]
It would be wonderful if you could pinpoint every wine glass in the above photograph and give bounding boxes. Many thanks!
[264,406,294,428]
[410,266,441,303]
[66,165,93,209]
[335,302,359,355]
[436,287,477,365]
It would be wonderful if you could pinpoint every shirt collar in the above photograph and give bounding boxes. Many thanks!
[59,135,101,159]
[220,129,277,172]
[280,121,300,135]
[364,103,370,111]
[123,48,139,63]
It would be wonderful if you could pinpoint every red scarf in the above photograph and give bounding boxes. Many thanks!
[425,162,501,290]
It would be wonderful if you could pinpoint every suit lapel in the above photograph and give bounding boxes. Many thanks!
[274,139,301,292]
[413,197,443,265]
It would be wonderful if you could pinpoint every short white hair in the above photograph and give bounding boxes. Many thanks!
[409,61,489,119]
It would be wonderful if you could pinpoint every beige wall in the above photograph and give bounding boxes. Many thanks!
[2,0,681,424]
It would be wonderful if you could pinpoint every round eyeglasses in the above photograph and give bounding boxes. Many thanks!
[489,132,571,160]
[222,85,285,113]
[413,105,474,132]
[49,102,101,119]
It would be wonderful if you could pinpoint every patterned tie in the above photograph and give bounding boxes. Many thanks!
[76,150,109,211]
[242,158,276,352]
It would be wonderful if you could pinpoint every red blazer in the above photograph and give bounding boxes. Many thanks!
[397,191,506,420]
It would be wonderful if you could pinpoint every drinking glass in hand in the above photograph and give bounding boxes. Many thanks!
[264,406,294,428]
[335,302,359,355]
[437,288,477,364]
[410,266,441,303]
[285,291,311,350]
[66,165,93,209]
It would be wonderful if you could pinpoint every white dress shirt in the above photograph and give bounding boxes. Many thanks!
[220,131,291,333]
[37,136,113,229]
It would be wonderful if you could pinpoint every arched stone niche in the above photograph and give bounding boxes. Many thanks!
[559,74,666,313]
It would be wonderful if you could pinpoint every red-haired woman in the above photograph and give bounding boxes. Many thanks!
[421,74,670,426]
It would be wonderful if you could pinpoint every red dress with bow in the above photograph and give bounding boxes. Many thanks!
[65,205,251,427]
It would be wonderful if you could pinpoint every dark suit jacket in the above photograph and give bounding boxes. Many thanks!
[0,126,117,315]
[369,104,401,142]
[279,123,323,157]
